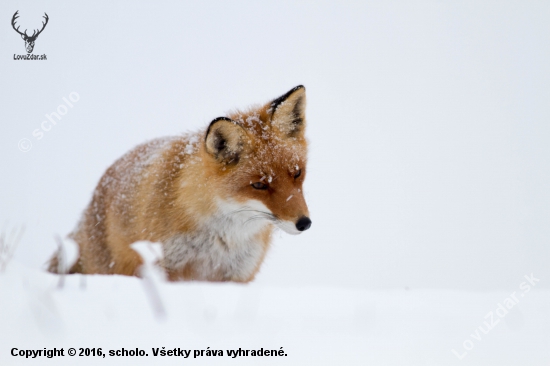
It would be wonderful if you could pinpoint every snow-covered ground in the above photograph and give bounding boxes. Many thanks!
[2,259,549,366]
[2,0,550,365]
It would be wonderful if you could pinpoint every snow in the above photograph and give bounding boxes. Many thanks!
[1,260,549,365]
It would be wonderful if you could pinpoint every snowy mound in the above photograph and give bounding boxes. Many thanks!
[1,258,549,365]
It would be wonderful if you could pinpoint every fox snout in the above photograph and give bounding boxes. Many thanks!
[275,209,311,235]
[296,216,312,232]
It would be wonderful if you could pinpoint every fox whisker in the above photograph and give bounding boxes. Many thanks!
[228,206,278,222]
[243,213,279,226]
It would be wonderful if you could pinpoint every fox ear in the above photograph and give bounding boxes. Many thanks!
[205,117,247,165]
[269,85,306,138]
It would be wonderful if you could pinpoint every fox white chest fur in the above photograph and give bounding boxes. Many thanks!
[48,85,312,282]
[163,199,273,281]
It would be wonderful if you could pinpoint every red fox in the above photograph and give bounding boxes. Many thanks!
[48,86,311,282]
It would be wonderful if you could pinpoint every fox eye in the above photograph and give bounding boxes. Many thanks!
[251,182,268,190]
[294,169,301,179]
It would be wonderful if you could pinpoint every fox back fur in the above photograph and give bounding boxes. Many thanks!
[48,85,311,282]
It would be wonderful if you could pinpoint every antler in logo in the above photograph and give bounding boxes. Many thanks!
[12,11,49,54]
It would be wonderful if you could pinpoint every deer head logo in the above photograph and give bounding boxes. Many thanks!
[11,11,49,54]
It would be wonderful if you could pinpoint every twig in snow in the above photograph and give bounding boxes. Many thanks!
[0,225,24,273]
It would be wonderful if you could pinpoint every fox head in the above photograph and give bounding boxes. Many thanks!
[203,85,311,235]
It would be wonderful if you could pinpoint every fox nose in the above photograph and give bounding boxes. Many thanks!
[295,216,312,231]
